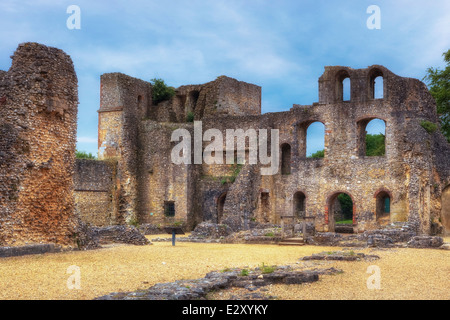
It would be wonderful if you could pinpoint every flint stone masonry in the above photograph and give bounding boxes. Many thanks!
[90,64,450,237]
[91,225,151,246]
[95,265,328,300]
[0,43,78,246]
[301,251,380,261]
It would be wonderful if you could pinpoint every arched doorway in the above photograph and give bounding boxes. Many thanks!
[217,192,227,223]
[442,185,450,234]
[327,192,354,233]
[375,190,391,226]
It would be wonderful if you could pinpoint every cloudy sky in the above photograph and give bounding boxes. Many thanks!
[1,0,449,155]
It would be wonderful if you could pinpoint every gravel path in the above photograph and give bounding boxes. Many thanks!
[0,235,448,300]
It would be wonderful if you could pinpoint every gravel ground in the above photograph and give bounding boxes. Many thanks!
[0,235,448,300]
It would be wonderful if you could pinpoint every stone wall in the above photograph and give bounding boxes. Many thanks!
[0,43,78,246]
[94,65,450,235]
[74,159,117,226]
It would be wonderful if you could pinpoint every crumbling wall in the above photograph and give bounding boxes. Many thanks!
[0,43,78,246]
[95,65,450,235]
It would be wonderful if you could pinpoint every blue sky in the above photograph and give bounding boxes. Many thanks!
[1,0,449,156]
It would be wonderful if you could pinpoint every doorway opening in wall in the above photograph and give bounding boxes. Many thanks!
[328,192,353,233]
[375,190,391,226]
[260,192,270,222]
[440,185,450,235]
[217,192,227,223]
[293,191,306,219]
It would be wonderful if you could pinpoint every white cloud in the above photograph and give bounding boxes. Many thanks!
[77,136,97,144]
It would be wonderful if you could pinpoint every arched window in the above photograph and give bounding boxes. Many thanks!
[369,68,384,99]
[375,190,391,225]
[357,118,386,157]
[281,143,291,175]
[336,70,351,102]
[298,121,325,158]
[293,192,306,218]
[307,122,325,158]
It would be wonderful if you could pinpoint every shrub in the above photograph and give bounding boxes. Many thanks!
[310,150,325,158]
[420,120,438,134]
[186,111,195,122]
[150,78,175,104]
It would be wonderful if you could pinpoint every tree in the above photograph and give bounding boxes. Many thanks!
[76,150,97,160]
[423,49,450,142]
[366,133,385,156]
[150,78,175,104]
[310,149,324,158]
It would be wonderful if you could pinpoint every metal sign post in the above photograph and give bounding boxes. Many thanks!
[164,227,185,246]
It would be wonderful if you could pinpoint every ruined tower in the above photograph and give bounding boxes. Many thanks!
[0,43,79,246]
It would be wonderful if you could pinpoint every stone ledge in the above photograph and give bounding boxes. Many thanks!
[0,243,61,258]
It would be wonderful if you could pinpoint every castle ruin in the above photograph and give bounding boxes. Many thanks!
[77,64,450,236]
[1,42,450,249]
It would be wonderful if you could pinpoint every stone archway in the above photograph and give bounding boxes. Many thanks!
[442,185,450,234]
[327,192,354,233]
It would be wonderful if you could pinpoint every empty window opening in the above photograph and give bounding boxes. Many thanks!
[336,70,351,102]
[306,122,325,158]
[217,192,227,223]
[293,192,306,219]
[369,68,384,99]
[373,76,384,99]
[281,143,291,175]
[189,90,200,109]
[164,201,175,217]
[357,118,386,157]
[342,78,351,101]
[375,191,391,226]
[328,192,353,233]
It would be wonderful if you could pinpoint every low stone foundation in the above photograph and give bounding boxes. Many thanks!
[95,265,340,300]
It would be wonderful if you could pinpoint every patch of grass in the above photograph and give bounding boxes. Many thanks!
[335,219,353,225]
[240,269,249,277]
[260,263,276,274]
[265,232,275,237]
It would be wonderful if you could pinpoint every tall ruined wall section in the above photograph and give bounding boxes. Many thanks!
[0,43,78,246]
[149,76,261,123]
[98,73,151,224]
